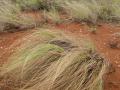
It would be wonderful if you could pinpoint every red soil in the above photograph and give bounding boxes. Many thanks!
[0,21,120,90]
[0,30,34,65]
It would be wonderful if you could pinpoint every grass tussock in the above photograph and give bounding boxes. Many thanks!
[0,29,108,90]
[0,0,36,32]
[0,0,120,32]
[14,0,57,11]
[13,0,120,23]
[59,0,120,23]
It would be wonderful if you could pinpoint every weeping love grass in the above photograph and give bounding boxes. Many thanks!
[0,29,108,90]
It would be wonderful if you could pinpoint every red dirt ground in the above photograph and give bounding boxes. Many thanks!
[0,21,120,90]
[0,30,34,65]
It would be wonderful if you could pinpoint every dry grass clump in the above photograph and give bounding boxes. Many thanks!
[0,0,36,32]
[14,0,41,11]
[0,28,108,90]
[44,8,61,24]
[97,0,119,21]
[59,0,100,23]
[14,0,58,11]
[0,28,58,59]
[28,0,120,23]
[59,0,120,23]
[0,0,119,32]
[18,0,120,23]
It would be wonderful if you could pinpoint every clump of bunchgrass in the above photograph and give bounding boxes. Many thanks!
[15,0,59,11]
[51,0,120,23]
[11,0,120,24]
[15,0,41,11]
[0,0,35,32]
[0,28,108,90]
[63,1,93,22]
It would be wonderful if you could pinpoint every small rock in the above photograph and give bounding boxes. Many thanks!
[115,61,119,64]
[118,65,120,68]
[108,32,120,49]
[49,39,77,50]
[107,64,116,74]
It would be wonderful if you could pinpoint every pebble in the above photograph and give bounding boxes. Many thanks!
[115,61,119,64]
[118,65,120,68]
